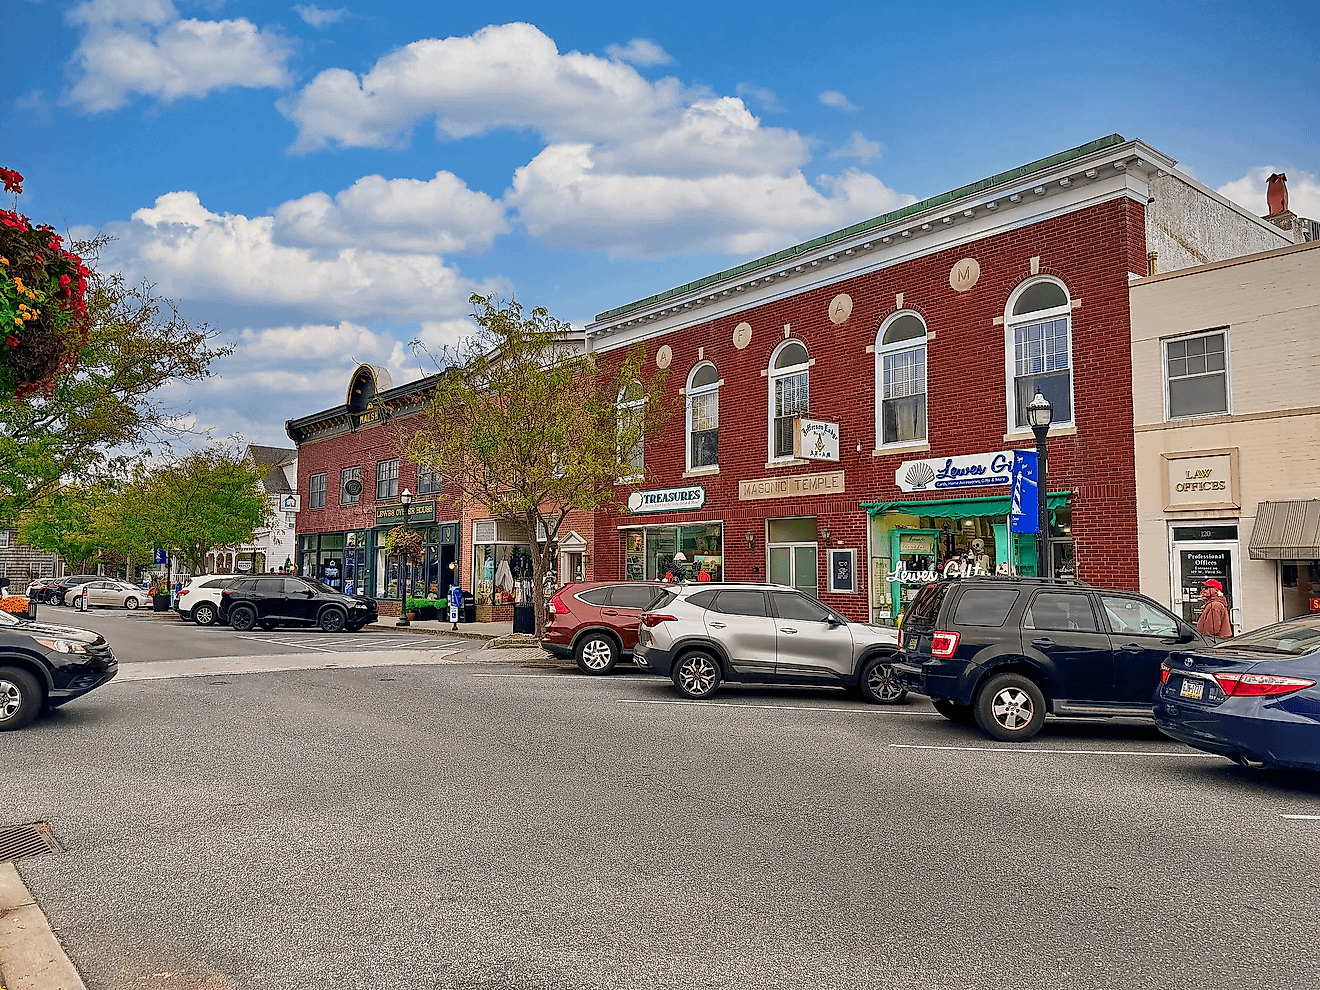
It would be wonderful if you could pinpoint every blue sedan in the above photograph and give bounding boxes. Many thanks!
[1154,614,1320,770]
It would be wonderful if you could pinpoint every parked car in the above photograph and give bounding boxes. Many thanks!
[0,607,118,730]
[633,583,903,702]
[25,578,58,604]
[891,576,1209,742]
[1154,614,1320,771]
[218,575,377,632]
[543,581,667,674]
[71,579,147,611]
[48,574,104,607]
[176,575,238,626]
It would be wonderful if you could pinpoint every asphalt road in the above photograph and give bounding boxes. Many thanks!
[2,642,1319,990]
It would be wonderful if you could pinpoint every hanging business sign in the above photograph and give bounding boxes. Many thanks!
[375,501,437,526]
[627,485,707,514]
[794,418,840,462]
[895,450,1016,493]
[279,493,301,512]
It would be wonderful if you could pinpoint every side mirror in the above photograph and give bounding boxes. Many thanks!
[304,589,316,597]
[825,616,843,628]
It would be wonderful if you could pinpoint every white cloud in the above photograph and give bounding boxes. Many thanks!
[827,131,881,163]
[819,90,858,111]
[1217,165,1320,219]
[293,4,346,27]
[280,21,682,151]
[604,38,673,67]
[735,82,783,113]
[66,0,293,112]
[273,171,508,255]
[93,191,491,322]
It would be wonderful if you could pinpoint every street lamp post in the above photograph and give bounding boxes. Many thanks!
[397,489,412,627]
[1026,392,1053,580]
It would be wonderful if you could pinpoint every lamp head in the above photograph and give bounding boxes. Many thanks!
[1026,391,1053,430]
[400,488,413,505]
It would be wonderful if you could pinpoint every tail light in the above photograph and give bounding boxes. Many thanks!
[642,614,677,628]
[1213,672,1316,698]
[550,589,571,615]
[930,631,961,658]
[178,589,190,597]
[1161,663,1172,685]
[222,589,231,596]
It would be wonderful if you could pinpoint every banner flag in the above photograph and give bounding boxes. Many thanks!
[1011,450,1039,534]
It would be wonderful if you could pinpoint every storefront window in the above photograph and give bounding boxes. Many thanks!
[622,524,723,582]
[474,542,534,606]
[1282,561,1320,620]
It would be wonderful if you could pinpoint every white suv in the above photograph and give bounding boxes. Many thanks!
[176,575,237,625]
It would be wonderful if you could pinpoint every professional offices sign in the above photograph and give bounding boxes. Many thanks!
[895,450,1016,493]
[627,485,707,514]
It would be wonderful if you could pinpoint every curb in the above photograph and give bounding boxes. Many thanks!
[0,862,85,990]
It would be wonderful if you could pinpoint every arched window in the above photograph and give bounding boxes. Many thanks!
[617,382,645,479]
[769,340,810,461]
[875,312,928,447]
[686,362,720,470]
[1005,277,1074,429]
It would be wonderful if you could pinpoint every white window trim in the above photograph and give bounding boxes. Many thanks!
[1003,276,1076,435]
[1162,326,1232,423]
[617,385,646,483]
[767,339,811,464]
[874,310,929,450]
[686,362,720,472]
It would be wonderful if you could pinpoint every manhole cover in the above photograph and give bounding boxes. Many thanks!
[0,822,62,862]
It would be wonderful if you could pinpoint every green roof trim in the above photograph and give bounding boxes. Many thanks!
[861,492,1071,520]
[594,134,1127,323]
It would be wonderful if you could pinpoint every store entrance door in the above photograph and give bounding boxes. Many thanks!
[1170,524,1242,634]
[768,517,818,596]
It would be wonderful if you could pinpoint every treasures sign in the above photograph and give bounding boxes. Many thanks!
[895,450,1016,493]
[627,485,707,514]
[739,470,845,501]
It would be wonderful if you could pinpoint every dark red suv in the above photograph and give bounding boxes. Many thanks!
[543,581,667,674]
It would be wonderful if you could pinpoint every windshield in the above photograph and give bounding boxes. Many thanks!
[1217,615,1320,656]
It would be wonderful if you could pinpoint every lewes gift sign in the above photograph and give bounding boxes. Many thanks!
[627,485,707,514]
[895,450,1016,493]
[794,418,840,462]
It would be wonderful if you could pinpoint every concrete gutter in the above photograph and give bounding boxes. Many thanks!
[0,862,85,990]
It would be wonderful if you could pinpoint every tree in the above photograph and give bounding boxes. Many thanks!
[19,475,155,580]
[406,294,672,638]
[16,484,100,572]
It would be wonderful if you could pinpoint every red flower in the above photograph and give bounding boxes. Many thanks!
[59,274,71,287]
[0,168,22,195]
[5,336,18,347]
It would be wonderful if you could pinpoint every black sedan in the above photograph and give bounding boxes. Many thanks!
[0,608,118,730]
[1154,614,1320,770]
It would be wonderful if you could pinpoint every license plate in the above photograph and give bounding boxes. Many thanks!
[1179,678,1205,700]
[908,637,918,649]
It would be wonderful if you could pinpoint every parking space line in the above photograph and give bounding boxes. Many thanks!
[620,699,941,716]
[472,672,578,678]
[1281,814,1320,820]
[889,743,1209,758]
[234,635,337,653]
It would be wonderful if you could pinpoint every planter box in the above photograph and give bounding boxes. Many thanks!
[415,605,438,621]
[152,594,172,612]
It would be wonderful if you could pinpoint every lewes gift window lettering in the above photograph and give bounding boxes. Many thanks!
[1007,277,1074,429]
[875,312,928,447]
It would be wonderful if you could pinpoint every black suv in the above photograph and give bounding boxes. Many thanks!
[219,576,377,632]
[891,576,1208,741]
[50,573,103,606]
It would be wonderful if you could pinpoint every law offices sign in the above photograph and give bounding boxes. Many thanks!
[627,485,707,514]
[895,450,1017,493]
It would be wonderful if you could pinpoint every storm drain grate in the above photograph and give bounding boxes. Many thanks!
[0,822,62,862]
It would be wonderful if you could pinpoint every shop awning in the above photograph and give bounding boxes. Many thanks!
[1249,500,1320,560]
[862,492,1071,520]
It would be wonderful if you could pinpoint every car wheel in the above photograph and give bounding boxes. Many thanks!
[859,655,908,704]
[124,597,140,610]
[672,650,721,699]
[193,603,217,626]
[575,634,619,675]
[973,673,1047,742]
[229,605,257,632]
[319,608,347,633]
[0,667,43,732]
[932,699,975,723]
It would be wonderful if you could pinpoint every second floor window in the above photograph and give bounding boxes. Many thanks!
[376,458,399,500]
[618,382,645,479]
[1165,329,1229,419]
[876,312,928,446]
[1007,278,1074,430]
[417,463,442,495]
[340,466,361,506]
[770,340,810,460]
[686,362,719,470]
[309,473,327,509]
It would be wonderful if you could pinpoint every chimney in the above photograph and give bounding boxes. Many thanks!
[1264,172,1309,243]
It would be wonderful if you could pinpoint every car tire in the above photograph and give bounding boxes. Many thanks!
[672,650,722,699]
[319,608,347,633]
[229,605,257,632]
[574,633,619,675]
[859,655,908,704]
[124,597,139,610]
[932,699,975,723]
[192,603,217,626]
[0,666,43,732]
[973,672,1047,742]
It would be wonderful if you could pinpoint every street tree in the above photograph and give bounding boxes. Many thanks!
[406,293,672,638]
[16,484,100,572]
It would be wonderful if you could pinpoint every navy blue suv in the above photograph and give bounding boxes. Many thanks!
[891,577,1208,741]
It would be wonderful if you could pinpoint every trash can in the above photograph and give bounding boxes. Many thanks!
[460,591,475,624]
[512,604,536,634]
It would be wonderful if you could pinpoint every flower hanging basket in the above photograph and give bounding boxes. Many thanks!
[382,526,424,562]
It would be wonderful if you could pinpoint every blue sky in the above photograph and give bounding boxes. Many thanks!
[5,0,1318,446]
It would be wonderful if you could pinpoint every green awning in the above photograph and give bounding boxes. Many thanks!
[861,492,1071,520]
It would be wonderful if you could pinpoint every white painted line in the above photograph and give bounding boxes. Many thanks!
[473,672,578,679]
[620,698,941,716]
[1281,814,1320,820]
[235,635,337,653]
[889,743,1209,758]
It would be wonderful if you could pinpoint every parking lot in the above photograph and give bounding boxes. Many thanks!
[3,630,1319,990]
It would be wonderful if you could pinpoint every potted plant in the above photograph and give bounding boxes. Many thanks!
[406,596,437,621]
[147,582,172,612]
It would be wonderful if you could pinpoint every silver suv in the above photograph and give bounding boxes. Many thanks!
[634,583,904,703]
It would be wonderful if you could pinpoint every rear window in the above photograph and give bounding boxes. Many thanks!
[610,585,660,610]
[685,590,718,610]
[953,588,1020,627]
[903,583,951,628]
[577,587,612,606]
[201,578,233,589]
[648,590,678,611]
[711,590,769,617]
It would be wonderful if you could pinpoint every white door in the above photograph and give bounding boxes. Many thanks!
[768,543,818,596]
[1169,524,1243,634]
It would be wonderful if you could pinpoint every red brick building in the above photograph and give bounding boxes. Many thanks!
[586,135,1289,622]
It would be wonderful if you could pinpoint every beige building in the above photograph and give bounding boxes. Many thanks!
[1130,238,1320,633]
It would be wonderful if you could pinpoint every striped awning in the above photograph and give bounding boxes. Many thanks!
[1249,500,1320,560]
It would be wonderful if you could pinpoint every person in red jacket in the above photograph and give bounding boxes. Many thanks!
[1196,579,1233,638]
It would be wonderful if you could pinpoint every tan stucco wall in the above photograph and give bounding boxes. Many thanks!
[1130,239,1320,629]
